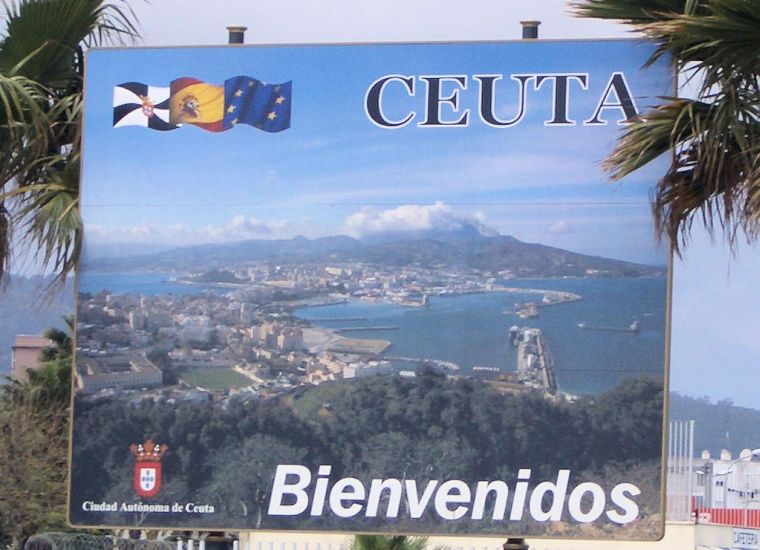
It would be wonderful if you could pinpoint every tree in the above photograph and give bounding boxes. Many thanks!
[0,0,138,281]
[573,0,760,252]
[201,435,308,528]
[0,319,73,549]
[22,316,76,402]
[0,384,69,549]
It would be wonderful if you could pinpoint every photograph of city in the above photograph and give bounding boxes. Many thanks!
[69,40,673,538]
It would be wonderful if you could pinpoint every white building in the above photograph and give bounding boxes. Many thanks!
[76,354,162,394]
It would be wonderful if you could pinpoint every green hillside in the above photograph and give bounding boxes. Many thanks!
[670,392,760,455]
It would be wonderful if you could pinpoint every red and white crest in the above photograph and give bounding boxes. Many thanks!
[134,461,162,498]
[130,439,168,499]
[140,96,155,118]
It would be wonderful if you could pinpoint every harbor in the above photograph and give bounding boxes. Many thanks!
[290,276,665,396]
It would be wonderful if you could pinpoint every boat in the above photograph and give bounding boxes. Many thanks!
[577,320,641,333]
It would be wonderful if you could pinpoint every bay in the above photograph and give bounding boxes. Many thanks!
[296,276,667,396]
[78,272,226,296]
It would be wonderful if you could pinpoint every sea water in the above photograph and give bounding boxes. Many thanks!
[296,276,667,396]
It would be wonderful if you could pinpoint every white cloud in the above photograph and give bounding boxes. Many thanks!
[225,215,274,236]
[87,215,283,245]
[548,220,573,235]
[344,202,491,237]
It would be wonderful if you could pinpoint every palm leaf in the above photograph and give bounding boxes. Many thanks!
[571,0,697,24]
[575,0,760,253]
[0,0,140,280]
[0,73,50,162]
[1,154,82,284]
[349,535,432,550]
[0,201,8,278]
[0,0,138,85]
[0,72,52,274]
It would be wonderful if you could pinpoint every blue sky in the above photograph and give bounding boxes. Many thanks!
[82,39,672,265]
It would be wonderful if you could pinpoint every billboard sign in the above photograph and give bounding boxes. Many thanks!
[70,39,672,539]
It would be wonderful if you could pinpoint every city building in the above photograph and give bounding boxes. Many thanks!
[76,353,163,394]
[10,334,52,382]
[276,327,303,352]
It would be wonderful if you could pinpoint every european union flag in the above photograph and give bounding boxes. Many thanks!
[223,76,292,132]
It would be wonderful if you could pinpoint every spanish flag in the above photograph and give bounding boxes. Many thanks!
[170,77,226,131]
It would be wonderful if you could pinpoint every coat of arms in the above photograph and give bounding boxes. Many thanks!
[130,439,168,499]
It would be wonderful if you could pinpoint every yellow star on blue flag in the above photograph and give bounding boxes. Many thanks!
[223,76,292,132]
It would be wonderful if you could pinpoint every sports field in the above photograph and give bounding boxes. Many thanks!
[180,367,252,390]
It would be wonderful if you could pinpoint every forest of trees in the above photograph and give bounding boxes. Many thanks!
[70,371,664,537]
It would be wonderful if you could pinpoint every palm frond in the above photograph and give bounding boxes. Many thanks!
[0,201,9,278]
[571,0,696,24]
[0,1,140,280]
[575,0,760,252]
[601,98,696,182]
[0,0,139,84]
[84,0,141,47]
[349,535,431,550]
[2,156,81,285]
[0,72,53,276]
[649,94,759,251]
[642,0,760,89]
[0,73,50,162]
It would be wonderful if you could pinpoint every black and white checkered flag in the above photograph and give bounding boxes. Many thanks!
[113,82,177,131]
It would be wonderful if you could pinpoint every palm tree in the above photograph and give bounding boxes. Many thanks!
[28,316,75,402]
[349,535,432,550]
[573,0,760,253]
[0,0,139,282]
[40,315,74,362]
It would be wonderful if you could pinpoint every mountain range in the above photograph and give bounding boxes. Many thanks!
[83,224,664,277]
[670,393,760,456]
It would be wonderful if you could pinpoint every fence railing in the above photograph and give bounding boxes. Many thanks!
[30,538,496,550]
[695,507,760,528]
[24,539,532,550]
[667,419,695,521]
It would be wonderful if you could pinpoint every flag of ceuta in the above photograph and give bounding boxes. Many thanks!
[113,76,292,132]
[113,82,175,131]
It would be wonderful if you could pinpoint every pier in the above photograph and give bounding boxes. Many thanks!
[503,288,582,317]
[335,326,399,333]
[298,298,349,308]
[385,356,460,371]
[316,317,368,322]
[511,327,557,394]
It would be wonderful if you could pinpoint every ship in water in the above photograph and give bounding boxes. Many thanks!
[515,302,539,318]
[577,320,640,333]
